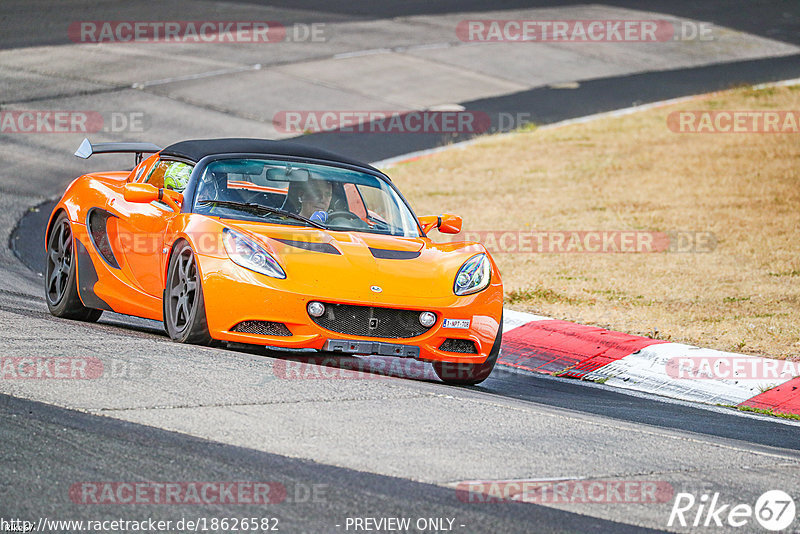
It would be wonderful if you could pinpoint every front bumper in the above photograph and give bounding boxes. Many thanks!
[323,339,420,358]
[197,254,503,364]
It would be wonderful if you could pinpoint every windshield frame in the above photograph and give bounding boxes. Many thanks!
[182,153,424,237]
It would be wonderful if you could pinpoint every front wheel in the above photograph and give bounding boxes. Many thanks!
[44,212,102,322]
[433,318,503,386]
[164,241,212,345]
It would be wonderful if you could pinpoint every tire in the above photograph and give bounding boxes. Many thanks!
[44,212,103,322]
[163,241,212,345]
[433,316,503,386]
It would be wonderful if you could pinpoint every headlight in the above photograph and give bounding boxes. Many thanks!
[453,253,491,296]
[222,228,286,279]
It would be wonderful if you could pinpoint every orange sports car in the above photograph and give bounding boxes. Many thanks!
[45,138,503,384]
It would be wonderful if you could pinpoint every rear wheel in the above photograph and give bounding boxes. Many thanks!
[44,212,102,322]
[433,317,503,386]
[164,241,212,344]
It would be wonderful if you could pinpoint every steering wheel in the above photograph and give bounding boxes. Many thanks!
[200,173,223,202]
[326,210,368,227]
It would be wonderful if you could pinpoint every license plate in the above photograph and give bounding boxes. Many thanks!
[443,318,470,329]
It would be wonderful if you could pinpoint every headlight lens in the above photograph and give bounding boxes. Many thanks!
[453,253,491,296]
[222,228,286,279]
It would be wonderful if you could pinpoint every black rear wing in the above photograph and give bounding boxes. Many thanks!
[74,138,162,165]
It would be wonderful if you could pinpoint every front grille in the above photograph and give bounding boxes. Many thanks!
[310,303,432,339]
[231,320,292,336]
[439,338,478,354]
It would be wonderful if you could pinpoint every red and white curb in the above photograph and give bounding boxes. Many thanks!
[372,78,800,418]
[499,311,800,417]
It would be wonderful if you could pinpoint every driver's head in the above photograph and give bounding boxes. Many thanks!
[298,179,332,217]
[164,162,192,193]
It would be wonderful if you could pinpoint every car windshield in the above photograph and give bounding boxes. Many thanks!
[193,158,421,237]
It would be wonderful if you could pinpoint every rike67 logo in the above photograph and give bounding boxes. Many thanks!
[668,490,796,531]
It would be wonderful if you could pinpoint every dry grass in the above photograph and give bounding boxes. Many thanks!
[387,85,800,358]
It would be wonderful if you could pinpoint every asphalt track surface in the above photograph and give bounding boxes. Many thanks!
[2,2,800,533]
[2,394,663,534]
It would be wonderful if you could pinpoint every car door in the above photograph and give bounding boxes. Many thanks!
[112,159,192,297]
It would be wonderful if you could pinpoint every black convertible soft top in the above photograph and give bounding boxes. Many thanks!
[160,138,380,173]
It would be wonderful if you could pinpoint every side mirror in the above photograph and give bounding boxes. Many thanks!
[123,183,182,212]
[124,183,159,203]
[419,214,462,234]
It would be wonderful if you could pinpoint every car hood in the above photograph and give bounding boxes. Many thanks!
[225,221,484,301]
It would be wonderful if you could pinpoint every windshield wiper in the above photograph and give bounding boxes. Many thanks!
[196,200,325,229]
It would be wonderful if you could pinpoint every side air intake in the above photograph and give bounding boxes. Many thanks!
[231,321,292,336]
[86,208,120,269]
[439,338,478,354]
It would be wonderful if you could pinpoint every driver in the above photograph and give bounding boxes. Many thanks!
[295,179,333,221]
[163,162,193,193]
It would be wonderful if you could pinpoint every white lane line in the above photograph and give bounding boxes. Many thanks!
[131,64,263,89]
[752,77,800,89]
[397,42,454,52]
[333,48,393,59]
[333,42,455,60]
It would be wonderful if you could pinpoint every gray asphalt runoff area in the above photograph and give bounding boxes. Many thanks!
[1,1,798,533]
